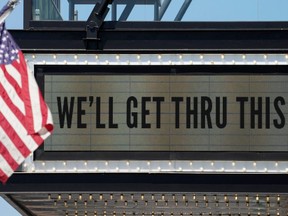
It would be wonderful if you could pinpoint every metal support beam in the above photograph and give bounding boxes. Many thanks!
[111,1,117,20]
[175,0,192,21]
[68,0,75,20]
[118,1,135,21]
[159,0,171,20]
[154,0,160,21]
[84,0,112,49]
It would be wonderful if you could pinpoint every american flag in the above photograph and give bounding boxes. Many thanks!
[0,1,53,183]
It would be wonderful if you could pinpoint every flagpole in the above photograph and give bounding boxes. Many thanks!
[0,0,20,24]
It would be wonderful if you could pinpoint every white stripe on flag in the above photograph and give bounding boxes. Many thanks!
[27,65,43,132]
[0,67,25,114]
[39,110,53,140]
[0,97,38,151]
[0,154,13,178]
[0,127,25,164]
[5,64,22,87]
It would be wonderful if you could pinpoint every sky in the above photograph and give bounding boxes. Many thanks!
[2,0,288,29]
[1,0,288,215]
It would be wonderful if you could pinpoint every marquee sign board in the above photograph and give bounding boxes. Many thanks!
[35,64,288,160]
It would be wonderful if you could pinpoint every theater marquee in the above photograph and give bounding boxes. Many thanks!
[35,64,288,157]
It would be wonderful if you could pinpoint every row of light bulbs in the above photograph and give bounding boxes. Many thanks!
[26,53,288,65]
[45,194,284,216]
[63,212,282,216]
[49,193,280,202]
[61,210,283,216]
[21,160,288,173]
[49,193,282,211]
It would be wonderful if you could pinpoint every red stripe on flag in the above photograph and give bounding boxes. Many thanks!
[1,64,21,91]
[0,82,25,124]
[0,142,19,170]
[0,67,45,146]
[38,88,51,131]
[30,131,44,146]
[0,113,32,158]
[0,169,8,184]
[12,51,35,134]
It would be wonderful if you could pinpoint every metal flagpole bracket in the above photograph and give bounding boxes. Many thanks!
[84,0,113,50]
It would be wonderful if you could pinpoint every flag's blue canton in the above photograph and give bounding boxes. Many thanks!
[0,23,18,65]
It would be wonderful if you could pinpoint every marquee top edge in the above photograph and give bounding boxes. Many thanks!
[9,21,288,53]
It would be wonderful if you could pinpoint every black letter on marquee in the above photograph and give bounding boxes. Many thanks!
[96,97,105,128]
[251,97,262,129]
[109,97,118,128]
[265,97,270,129]
[142,97,151,128]
[236,97,248,129]
[201,96,212,129]
[153,97,165,128]
[186,97,198,128]
[216,97,227,129]
[274,96,285,129]
[57,96,75,128]
[127,96,138,128]
[77,97,87,128]
[172,97,183,128]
